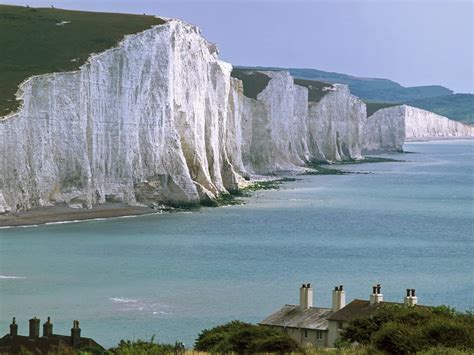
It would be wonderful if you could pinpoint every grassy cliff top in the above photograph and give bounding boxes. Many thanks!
[365,101,400,117]
[0,5,165,116]
[231,69,271,100]
[293,78,333,103]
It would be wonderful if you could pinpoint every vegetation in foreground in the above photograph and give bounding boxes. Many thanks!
[12,305,474,354]
[338,305,474,354]
[0,5,164,116]
[194,321,300,353]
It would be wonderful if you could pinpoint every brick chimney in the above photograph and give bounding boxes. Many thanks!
[332,285,346,312]
[71,320,81,348]
[299,283,313,310]
[9,317,18,337]
[404,288,418,306]
[29,317,40,338]
[369,284,383,305]
[43,317,53,337]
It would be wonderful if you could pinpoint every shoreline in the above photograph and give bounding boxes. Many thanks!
[1,140,469,229]
[0,204,157,228]
[404,136,474,142]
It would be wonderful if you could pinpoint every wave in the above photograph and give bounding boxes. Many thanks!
[109,296,173,315]
[0,275,26,279]
[109,297,138,303]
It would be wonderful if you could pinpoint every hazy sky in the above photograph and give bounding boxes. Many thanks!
[3,0,473,93]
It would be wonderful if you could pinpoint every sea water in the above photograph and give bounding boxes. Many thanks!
[0,140,473,347]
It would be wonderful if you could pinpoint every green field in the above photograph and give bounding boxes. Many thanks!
[293,78,332,103]
[231,69,271,99]
[0,5,164,116]
[239,66,473,123]
[407,94,474,124]
[365,101,400,117]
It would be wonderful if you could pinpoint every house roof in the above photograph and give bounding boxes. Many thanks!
[259,305,333,330]
[0,334,105,354]
[327,299,430,322]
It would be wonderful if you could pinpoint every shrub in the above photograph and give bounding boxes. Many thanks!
[195,320,299,354]
[421,319,474,349]
[372,321,419,354]
[340,305,474,354]
[108,337,182,355]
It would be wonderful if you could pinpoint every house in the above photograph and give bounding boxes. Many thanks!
[260,283,423,348]
[259,283,346,347]
[0,317,105,354]
[327,286,424,346]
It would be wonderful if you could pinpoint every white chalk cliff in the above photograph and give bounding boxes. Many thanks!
[0,19,472,213]
[363,105,474,153]
[404,105,474,139]
[0,20,245,212]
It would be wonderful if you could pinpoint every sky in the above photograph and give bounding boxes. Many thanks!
[3,0,473,93]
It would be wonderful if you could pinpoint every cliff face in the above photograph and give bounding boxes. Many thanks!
[238,73,366,174]
[1,19,471,213]
[307,84,366,162]
[0,20,244,211]
[363,106,405,153]
[363,105,474,153]
[404,105,474,139]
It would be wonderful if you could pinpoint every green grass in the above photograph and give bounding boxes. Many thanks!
[365,101,400,117]
[293,78,333,103]
[407,94,474,124]
[231,69,271,99]
[236,66,453,103]
[336,156,404,164]
[0,5,165,116]
[301,165,349,175]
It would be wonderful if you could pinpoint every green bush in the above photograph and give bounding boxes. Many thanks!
[108,337,184,355]
[340,305,474,354]
[194,320,299,353]
[372,322,419,354]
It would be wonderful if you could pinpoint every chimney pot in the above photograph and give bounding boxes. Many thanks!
[332,284,346,312]
[370,284,383,305]
[43,316,53,337]
[406,289,411,297]
[71,320,81,348]
[10,317,18,337]
[306,283,311,288]
[29,317,40,338]
[411,289,416,297]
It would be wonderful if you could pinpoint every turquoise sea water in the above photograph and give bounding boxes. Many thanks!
[0,140,473,348]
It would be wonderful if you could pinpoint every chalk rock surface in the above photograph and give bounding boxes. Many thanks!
[0,20,245,211]
[404,105,474,139]
[363,106,406,153]
[364,105,474,153]
[1,18,471,213]
[307,84,366,162]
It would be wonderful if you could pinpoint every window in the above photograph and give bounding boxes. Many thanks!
[316,330,323,340]
[338,321,344,330]
[304,329,308,338]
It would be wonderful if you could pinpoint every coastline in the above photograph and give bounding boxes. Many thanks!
[0,204,157,228]
[404,136,474,142]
